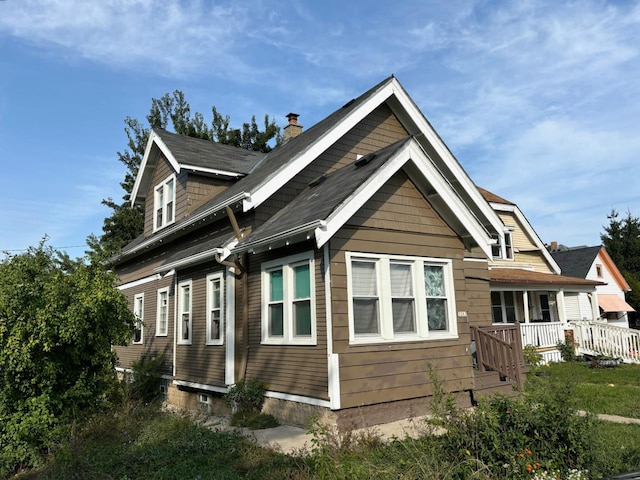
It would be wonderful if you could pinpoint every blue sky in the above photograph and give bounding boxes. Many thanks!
[1,0,639,256]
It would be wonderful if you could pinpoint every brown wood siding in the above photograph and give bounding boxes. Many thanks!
[184,174,235,216]
[255,104,409,225]
[174,263,227,386]
[113,276,175,375]
[242,242,329,400]
[328,172,490,409]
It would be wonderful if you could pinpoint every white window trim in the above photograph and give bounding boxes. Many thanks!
[153,173,177,232]
[206,272,224,346]
[156,287,169,337]
[492,230,514,261]
[133,293,144,344]
[261,251,317,345]
[346,252,458,345]
[177,279,192,345]
[491,290,519,324]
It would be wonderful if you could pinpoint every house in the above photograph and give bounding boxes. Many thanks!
[478,188,604,362]
[113,76,526,428]
[551,245,635,329]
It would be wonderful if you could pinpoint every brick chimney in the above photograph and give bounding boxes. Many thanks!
[283,113,303,142]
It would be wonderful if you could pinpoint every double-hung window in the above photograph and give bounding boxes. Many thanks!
[154,174,176,231]
[133,293,144,344]
[491,231,514,260]
[347,253,457,344]
[261,251,315,345]
[206,272,224,345]
[177,280,192,345]
[156,287,169,336]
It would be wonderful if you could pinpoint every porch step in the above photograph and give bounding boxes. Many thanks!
[471,370,520,404]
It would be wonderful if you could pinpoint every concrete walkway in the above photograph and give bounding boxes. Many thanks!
[204,411,640,455]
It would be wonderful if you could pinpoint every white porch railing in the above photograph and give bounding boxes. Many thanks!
[519,322,568,365]
[570,321,640,364]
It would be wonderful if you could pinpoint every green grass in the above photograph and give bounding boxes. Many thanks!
[530,362,640,418]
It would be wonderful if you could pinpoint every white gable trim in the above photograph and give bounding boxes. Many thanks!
[180,163,245,178]
[117,273,161,291]
[314,139,494,258]
[389,82,505,237]
[131,130,181,205]
[490,202,561,274]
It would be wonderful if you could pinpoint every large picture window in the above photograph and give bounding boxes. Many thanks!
[133,293,144,344]
[206,272,224,345]
[177,280,192,345]
[261,252,316,345]
[346,253,457,344]
[156,287,169,336]
[154,174,176,231]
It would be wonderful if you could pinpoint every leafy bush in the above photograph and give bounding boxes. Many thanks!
[558,334,577,362]
[0,244,134,476]
[523,344,543,367]
[127,351,166,404]
[224,378,266,415]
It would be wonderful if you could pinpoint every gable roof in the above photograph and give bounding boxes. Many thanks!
[131,129,264,205]
[118,76,505,263]
[550,246,601,278]
[480,187,561,275]
[551,246,631,291]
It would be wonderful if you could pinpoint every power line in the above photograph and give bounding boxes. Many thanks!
[1,245,87,252]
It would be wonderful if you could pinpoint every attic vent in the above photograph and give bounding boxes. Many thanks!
[308,175,326,187]
[342,98,355,109]
[355,152,376,168]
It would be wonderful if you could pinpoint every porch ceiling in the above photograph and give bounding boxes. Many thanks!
[489,268,604,287]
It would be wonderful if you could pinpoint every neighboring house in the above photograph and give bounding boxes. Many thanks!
[478,188,603,362]
[551,246,635,328]
[112,76,523,428]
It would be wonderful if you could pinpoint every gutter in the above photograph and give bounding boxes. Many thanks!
[234,220,327,253]
[114,192,250,263]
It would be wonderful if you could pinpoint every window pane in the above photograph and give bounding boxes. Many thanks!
[210,311,221,340]
[492,306,504,323]
[352,261,377,296]
[269,304,284,336]
[212,279,221,308]
[159,292,168,334]
[392,299,415,333]
[133,324,142,343]
[427,298,448,331]
[182,313,189,340]
[424,265,445,296]
[166,201,174,223]
[269,269,283,302]
[390,263,412,296]
[353,298,379,334]
[294,300,312,336]
[182,286,190,311]
[294,263,310,299]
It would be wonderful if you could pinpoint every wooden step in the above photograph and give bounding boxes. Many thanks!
[471,370,520,404]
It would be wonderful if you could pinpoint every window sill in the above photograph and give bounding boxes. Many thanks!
[349,334,458,346]
[177,340,192,346]
[261,338,317,346]
[206,340,224,346]
[155,333,168,337]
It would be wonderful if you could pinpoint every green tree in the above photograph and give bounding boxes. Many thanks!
[601,210,640,315]
[88,91,282,260]
[0,242,135,475]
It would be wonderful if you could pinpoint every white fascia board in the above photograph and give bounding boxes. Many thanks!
[154,248,224,273]
[130,130,181,206]
[390,82,505,237]
[314,140,494,258]
[117,273,161,290]
[180,163,244,178]
[264,390,331,408]
[119,192,249,260]
[491,203,561,274]
[243,82,396,212]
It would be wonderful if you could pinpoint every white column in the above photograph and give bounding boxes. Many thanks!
[590,290,600,321]
[556,289,567,323]
[522,290,530,323]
